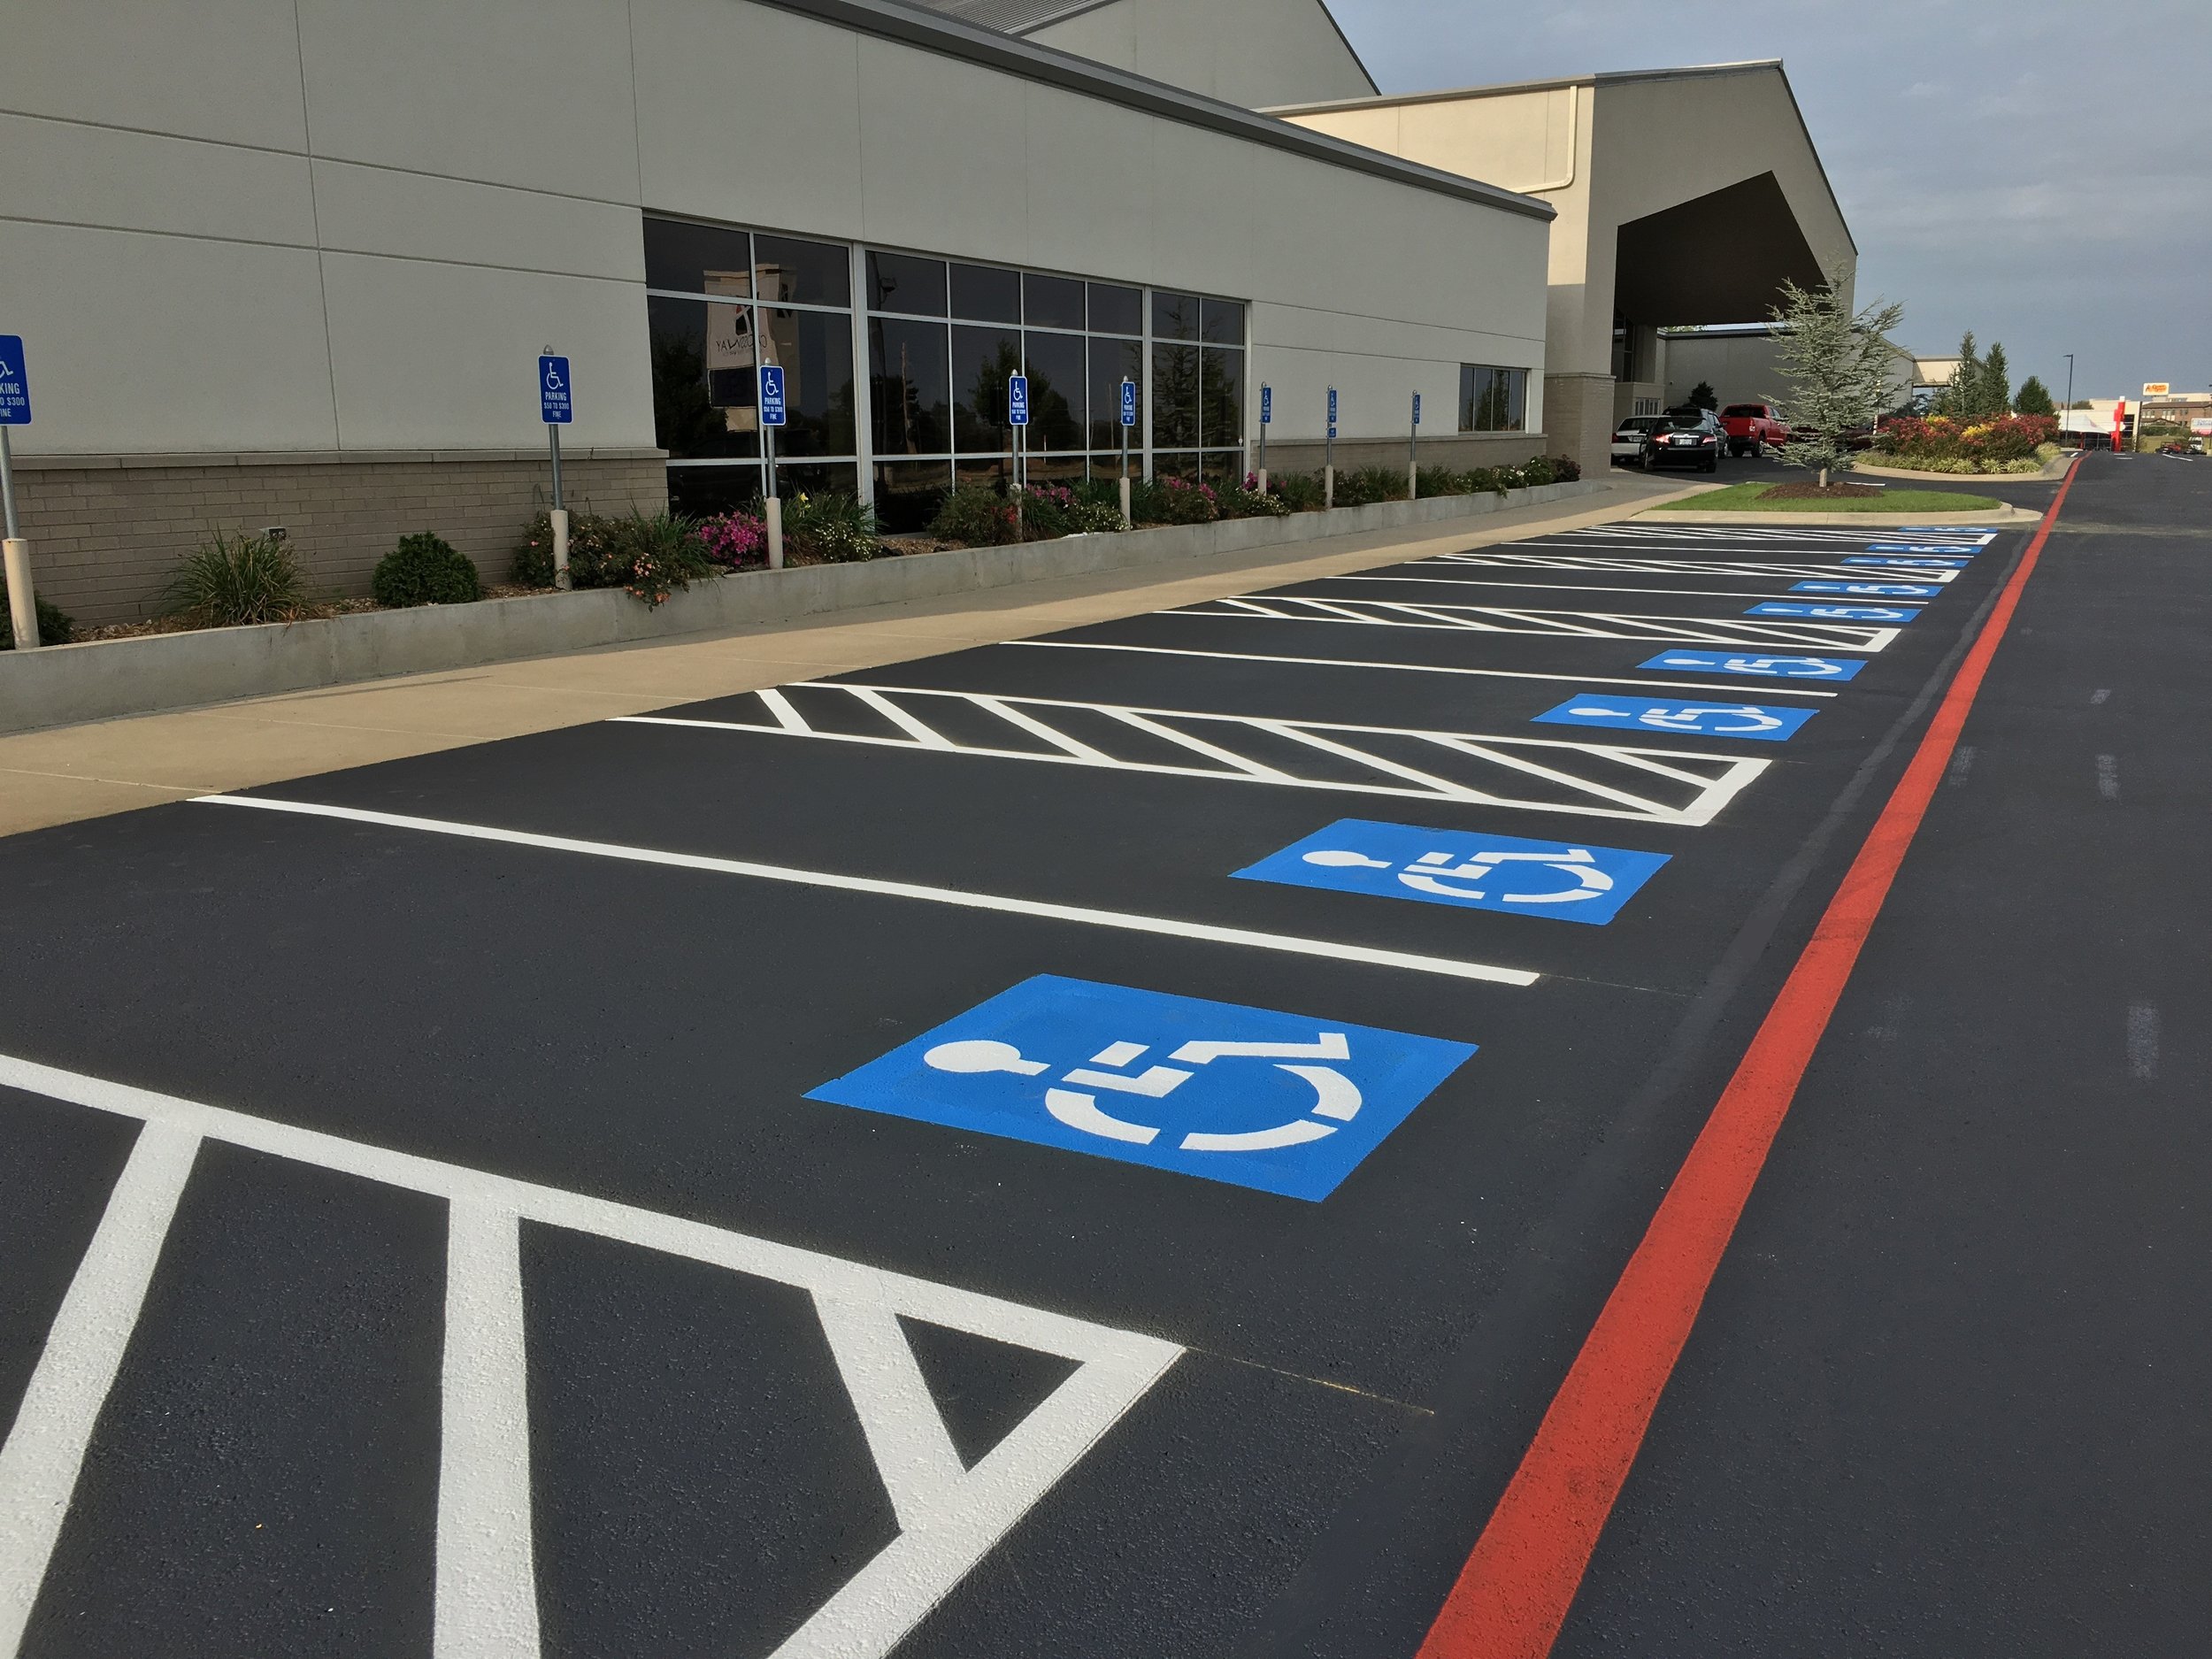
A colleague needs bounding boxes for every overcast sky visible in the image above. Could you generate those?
[1330,1,2212,402]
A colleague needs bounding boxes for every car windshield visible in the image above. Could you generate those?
[1663,414,1709,430]
[1721,404,1764,418]
[1618,418,1663,432]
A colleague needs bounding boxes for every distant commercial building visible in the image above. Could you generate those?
[1657,324,1916,414]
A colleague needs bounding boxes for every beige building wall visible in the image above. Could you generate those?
[1,0,1547,625]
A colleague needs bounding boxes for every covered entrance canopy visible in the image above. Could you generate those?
[1273,61,1856,471]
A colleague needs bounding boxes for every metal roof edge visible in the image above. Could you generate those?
[754,0,1554,219]
[1002,0,1123,37]
[1314,0,1381,97]
[1263,59,1782,118]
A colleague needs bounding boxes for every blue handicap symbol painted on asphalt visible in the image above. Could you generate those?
[1747,602,1919,622]
[1844,556,1970,569]
[1895,526,2001,535]
[1865,541,1979,554]
[806,975,1475,1201]
[1532,694,1816,741]
[1790,580,1944,597]
[1640,649,1867,681]
[1235,819,1668,926]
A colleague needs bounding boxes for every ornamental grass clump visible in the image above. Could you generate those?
[784,493,879,564]
[370,532,480,608]
[1,595,74,649]
[163,529,307,626]
[611,508,710,605]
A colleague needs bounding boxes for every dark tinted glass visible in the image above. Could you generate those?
[1151,450,1201,480]
[1201,298,1245,345]
[775,461,858,500]
[644,217,750,296]
[869,318,951,456]
[1200,347,1243,449]
[1722,404,1763,418]
[874,460,952,533]
[1087,282,1141,334]
[953,325,1022,450]
[1023,273,1085,330]
[1153,291,1200,342]
[950,264,1020,323]
[1151,342,1200,448]
[666,464,763,516]
[758,308,856,456]
[649,296,759,458]
[1087,336,1142,449]
[867,250,946,316]
[1023,330,1086,449]
[1200,449,1242,485]
[754,235,850,307]
[1460,364,1524,432]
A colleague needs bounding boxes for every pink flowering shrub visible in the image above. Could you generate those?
[697,511,768,572]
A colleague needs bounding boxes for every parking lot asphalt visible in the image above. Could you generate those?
[4,456,2197,1657]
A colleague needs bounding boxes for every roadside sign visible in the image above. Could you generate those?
[0,337,27,425]
[1327,387,1338,440]
[1789,580,1944,597]
[807,974,1476,1201]
[1260,384,1271,426]
[1412,392,1422,426]
[1640,649,1867,681]
[2143,382,2170,396]
[537,354,572,425]
[1747,602,1920,622]
[1532,694,1817,742]
[1237,819,1668,926]
[759,363,787,426]
[1009,373,1030,426]
[1119,378,1137,427]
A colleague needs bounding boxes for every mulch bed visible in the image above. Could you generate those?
[1761,481,1888,501]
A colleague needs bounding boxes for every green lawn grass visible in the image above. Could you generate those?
[1650,482,2008,513]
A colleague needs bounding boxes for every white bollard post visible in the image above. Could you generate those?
[1324,465,1335,511]
[1409,462,1418,501]
[1256,468,1268,495]
[549,508,571,591]
[4,538,36,649]
[765,496,785,570]
[1118,473,1132,529]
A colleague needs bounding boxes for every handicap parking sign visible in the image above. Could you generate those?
[1640,649,1866,681]
[1844,556,1969,570]
[1747,602,1920,622]
[1789,580,1943,597]
[807,975,1475,1201]
[1236,818,1668,926]
[1532,693,1816,741]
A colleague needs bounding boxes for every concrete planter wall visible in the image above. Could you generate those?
[0,480,1590,735]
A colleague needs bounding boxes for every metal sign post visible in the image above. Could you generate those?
[538,352,573,589]
[760,364,787,567]
[1325,387,1338,511]
[1009,372,1030,538]
[0,336,37,648]
[1257,383,1271,495]
[1409,390,1421,500]
[1118,377,1137,527]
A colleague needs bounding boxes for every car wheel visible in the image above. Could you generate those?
[1746,439,1762,459]
[1704,458,1718,473]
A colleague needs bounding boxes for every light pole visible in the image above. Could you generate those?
[2062,353,2075,445]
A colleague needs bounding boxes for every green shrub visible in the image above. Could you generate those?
[511,511,629,588]
[1135,477,1218,524]
[785,492,879,564]
[371,532,480,608]
[1069,498,1127,533]
[1012,485,1076,541]
[0,595,75,649]
[1272,472,1326,511]
[931,482,1018,546]
[1415,465,1470,497]
[1214,483,1287,518]
[1463,466,1515,496]
[609,508,709,605]
[163,529,306,626]
[1518,455,1558,488]
[1335,467,1406,507]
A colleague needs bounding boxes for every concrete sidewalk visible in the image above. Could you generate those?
[0,472,1691,838]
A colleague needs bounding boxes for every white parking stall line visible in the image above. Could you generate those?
[1417,551,1961,582]
[194,795,1547,984]
[1548,524,1996,546]
[1322,574,1886,602]
[1168,594,1902,652]
[614,684,1774,826]
[0,1119,200,1658]
[1000,640,1839,699]
[0,1050,1187,1659]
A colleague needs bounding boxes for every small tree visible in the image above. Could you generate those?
[1766,280,1907,488]
[1686,380,1718,411]
[1980,342,2012,418]
[1935,331,1978,419]
[2015,375,2056,417]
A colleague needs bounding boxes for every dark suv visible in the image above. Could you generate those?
[1645,410,1724,472]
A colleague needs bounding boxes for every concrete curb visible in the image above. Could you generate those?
[0,480,1591,734]
[1855,456,2072,482]
[1633,503,2042,527]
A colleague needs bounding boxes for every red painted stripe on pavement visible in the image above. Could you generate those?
[1417,471,2081,1659]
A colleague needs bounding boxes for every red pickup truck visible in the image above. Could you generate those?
[1717,403,1789,457]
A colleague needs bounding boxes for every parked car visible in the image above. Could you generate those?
[2156,441,2194,457]
[1717,402,1790,457]
[1609,415,1667,465]
[1645,410,1724,472]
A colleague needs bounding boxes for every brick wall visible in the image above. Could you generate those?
[11,449,668,627]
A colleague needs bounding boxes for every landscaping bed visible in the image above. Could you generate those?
[1651,481,2008,514]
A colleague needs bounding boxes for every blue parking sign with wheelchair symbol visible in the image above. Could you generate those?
[1236,818,1669,926]
[806,975,1476,1200]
